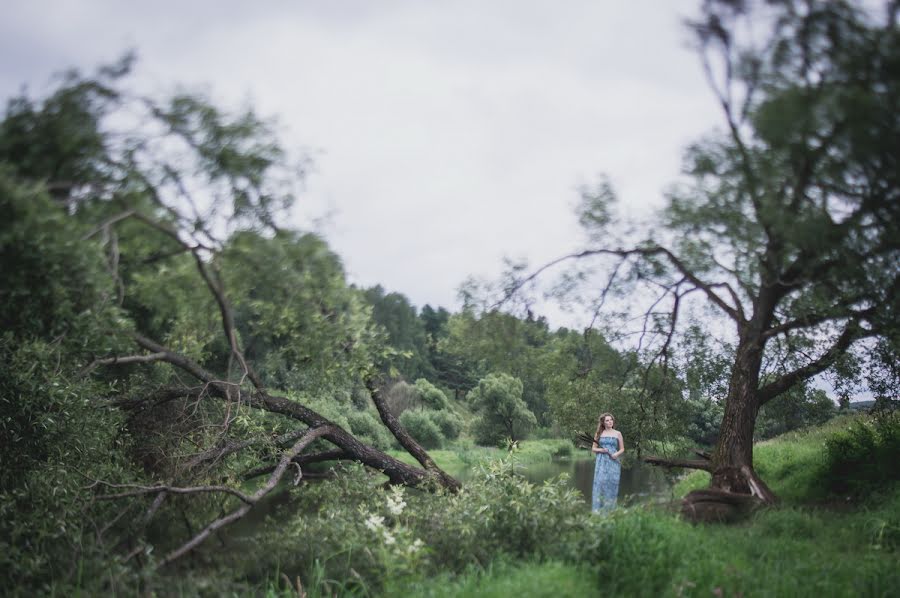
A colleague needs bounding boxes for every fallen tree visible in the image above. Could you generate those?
[0,56,459,566]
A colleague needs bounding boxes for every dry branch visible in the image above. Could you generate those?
[160,424,338,565]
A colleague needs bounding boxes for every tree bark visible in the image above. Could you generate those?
[690,324,778,514]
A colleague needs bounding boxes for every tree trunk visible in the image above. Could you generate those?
[683,332,777,521]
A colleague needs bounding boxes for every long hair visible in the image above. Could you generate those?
[594,412,615,441]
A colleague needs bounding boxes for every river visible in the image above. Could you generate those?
[457,454,679,507]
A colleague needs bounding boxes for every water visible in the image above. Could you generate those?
[458,454,678,507]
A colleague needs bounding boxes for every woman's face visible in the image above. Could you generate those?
[603,416,614,429]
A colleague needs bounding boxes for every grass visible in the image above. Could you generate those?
[388,438,578,477]
[388,560,599,598]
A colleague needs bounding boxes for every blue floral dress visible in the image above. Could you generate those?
[591,436,621,513]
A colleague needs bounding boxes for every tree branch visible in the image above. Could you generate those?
[160,424,337,566]
[642,456,712,472]
[365,374,461,491]
[757,320,870,405]
[500,246,744,323]
[94,483,253,504]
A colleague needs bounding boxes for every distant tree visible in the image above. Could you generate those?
[441,310,553,422]
[420,304,451,343]
[469,373,537,444]
[414,378,449,409]
[364,285,432,380]
[756,386,836,439]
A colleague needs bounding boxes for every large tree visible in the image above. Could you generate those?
[510,0,899,514]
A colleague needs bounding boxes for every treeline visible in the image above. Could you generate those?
[360,285,839,451]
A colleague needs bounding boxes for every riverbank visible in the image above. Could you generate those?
[386,413,900,597]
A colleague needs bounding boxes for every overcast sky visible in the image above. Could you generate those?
[2,0,722,321]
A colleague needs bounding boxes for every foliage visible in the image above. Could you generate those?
[221,231,384,392]
[428,409,463,441]
[441,310,553,421]
[364,286,432,380]
[756,385,836,440]
[414,378,449,410]
[821,412,900,498]
[0,173,142,592]
[346,410,394,451]
[468,374,537,444]
[399,410,445,449]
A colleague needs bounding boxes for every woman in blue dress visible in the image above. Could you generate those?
[591,412,624,513]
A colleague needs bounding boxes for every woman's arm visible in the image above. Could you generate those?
[611,433,625,459]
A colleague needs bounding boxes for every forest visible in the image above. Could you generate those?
[1,1,898,596]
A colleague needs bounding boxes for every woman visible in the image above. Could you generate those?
[591,412,624,513]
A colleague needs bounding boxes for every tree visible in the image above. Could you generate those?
[0,58,458,573]
[469,373,537,444]
[363,285,432,380]
[441,309,553,422]
[507,0,899,514]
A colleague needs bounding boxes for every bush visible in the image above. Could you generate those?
[821,413,900,497]
[414,378,448,410]
[428,409,463,441]
[399,409,444,449]
[386,380,420,416]
[347,410,393,450]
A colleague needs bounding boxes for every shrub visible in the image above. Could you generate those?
[399,409,444,449]
[428,409,463,441]
[386,380,420,416]
[820,413,900,497]
[414,378,448,410]
[347,410,393,450]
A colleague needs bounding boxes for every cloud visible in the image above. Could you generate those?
[1,0,720,320]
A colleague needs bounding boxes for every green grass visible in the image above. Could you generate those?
[389,560,599,597]
[388,438,577,477]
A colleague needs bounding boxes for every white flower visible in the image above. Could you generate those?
[364,514,385,532]
[383,531,396,545]
[408,538,424,554]
[386,487,407,515]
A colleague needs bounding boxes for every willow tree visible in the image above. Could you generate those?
[513,0,899,515]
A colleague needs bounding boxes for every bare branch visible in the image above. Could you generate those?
[94,483,253,504]
[183,427,312,470]
[80,352,168,377]
[81,210,136,240]
[242,449,349,481]
[160,424,337,565]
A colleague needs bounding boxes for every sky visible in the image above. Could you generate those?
[2,0,722,322]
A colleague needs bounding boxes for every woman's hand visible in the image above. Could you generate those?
[609,453,618,460]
